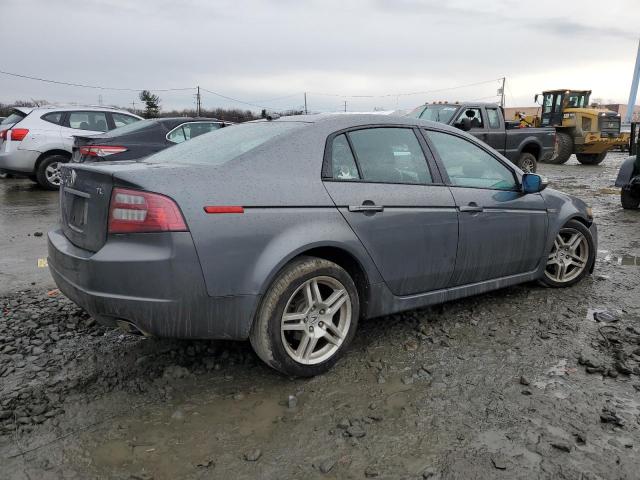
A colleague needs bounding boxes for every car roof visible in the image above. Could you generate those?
[265,113,463,133]
[26,105,142,116]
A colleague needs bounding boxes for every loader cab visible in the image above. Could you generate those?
[536,90,591,127]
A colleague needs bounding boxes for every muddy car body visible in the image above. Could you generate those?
[48,114,597,376]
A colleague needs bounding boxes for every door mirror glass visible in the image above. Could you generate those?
[522,173,547,193]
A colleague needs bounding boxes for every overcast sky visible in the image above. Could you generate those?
[1,0,638,112]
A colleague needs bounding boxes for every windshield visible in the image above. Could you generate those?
[566,92,588,108]
[101,118,157,137]
[1,110,27,126]
[147,121,307,166]
[413,105,459,123]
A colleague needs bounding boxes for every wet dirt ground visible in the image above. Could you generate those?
[1,153,639,479]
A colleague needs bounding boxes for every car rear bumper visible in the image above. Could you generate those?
[0,149,39,174]
[47,228,259,340]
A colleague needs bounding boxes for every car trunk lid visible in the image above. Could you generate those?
[59,164,115,252]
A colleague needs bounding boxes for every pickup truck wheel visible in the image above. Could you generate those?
[547,131,573,164]
[621,188,640,209]
[250,256,359,377]
[516,153,537,173]
[36,154,68,190]
[576,152,607,165]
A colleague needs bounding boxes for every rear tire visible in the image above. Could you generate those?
[250,256,359,377]
[547,131,573,164]
[36,154,68,190]
[621,188,640,209]
[516,152,537,173]
[576,152,607,165]
[541,219,595,288]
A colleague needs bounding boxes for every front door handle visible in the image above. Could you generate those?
[459,203,483,213]
[349,204,384,213]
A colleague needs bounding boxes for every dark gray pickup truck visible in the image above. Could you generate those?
[408,102,555,172]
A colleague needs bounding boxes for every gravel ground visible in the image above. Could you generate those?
[0,152,639,479]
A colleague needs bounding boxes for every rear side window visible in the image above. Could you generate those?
[1,110,27,126]
[41,112,64,125]
[167,122,222,144]
[486,108,500,129]
[148,121,305,166]
[331,134,359,180]
[112,113,139,128]
[68,111,108,132]
[345,127,431,184]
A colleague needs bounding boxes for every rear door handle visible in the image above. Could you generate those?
[459,203,483,213]
[348,204,384,213]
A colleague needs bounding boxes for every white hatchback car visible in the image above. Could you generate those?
[0,106,142,189]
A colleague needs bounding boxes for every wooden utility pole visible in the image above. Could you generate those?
[499,77,506,108]
[304,92,308,114]
[344,100,347,112]
[196,86,202,117]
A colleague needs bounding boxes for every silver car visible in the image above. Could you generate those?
[48,114,597,377]
[0,106,141,189]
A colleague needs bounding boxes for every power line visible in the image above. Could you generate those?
[0,69,194,92]
[308,78,502,98]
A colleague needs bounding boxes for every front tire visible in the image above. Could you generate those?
[576,152,607,165]
[541,219,595,288]
[36,154,68,190]
[250,256,359,377]
[621,188,640,209]
[516,152,537,173]
[547,131,573,164]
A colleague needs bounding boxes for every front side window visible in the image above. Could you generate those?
[346,127,431,184]
[112,113,139,128]
[454,108,484,129]
[486,108,500,129]
[167,122,222,144]
[68,111,108,132]
[427,131,517,190]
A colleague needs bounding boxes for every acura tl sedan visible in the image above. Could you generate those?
[48,114,597,377]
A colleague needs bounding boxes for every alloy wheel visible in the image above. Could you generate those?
[281,276,351,365]
[521,157,536,173]
[544,228,589,283]
[45,162,62,186]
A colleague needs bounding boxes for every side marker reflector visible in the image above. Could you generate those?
[203,206,244,214]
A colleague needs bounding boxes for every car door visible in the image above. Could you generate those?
[424,129,548,286]
[322,126,459,296]
[62,111,110,150]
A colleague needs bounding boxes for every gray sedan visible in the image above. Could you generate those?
[48,114,597,377]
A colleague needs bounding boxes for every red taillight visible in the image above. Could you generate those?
[9,128,29,141]
[79,145,128,157]
[108,188,188,233]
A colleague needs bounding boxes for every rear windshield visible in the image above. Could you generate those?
[147,121,306,166]
[101,118,157,137]
[1,110,27,126]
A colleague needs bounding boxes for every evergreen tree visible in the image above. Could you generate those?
[139,90,160,118]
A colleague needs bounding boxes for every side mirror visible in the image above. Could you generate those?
[458,117,472,131]
[522,173,548,193]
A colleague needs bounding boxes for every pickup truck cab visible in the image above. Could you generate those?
[408,103,555,173]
